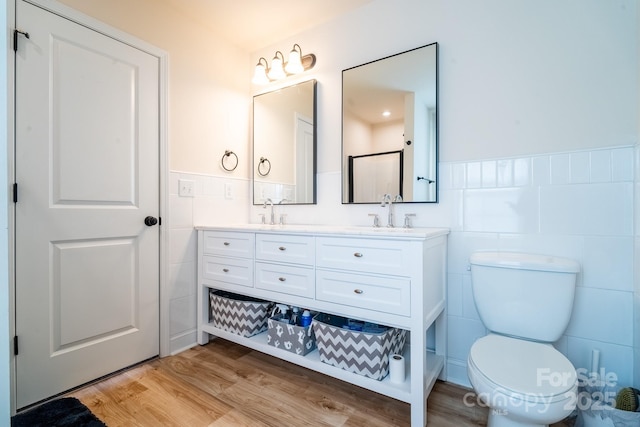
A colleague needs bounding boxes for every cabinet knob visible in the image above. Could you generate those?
[222,268,229,273]
[353,252,363,258]
[353,289,364,294]
[223,242,230,246]
[278,277,286,282]
[278,246,286,251]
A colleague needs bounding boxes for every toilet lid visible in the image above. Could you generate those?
[469,334,576,397]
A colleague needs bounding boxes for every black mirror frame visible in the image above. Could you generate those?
[341,42,439,204]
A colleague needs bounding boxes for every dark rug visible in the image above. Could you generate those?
[11,397,107,427]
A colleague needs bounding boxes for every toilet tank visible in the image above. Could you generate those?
[469,252,580,343]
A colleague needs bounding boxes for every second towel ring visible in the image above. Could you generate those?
[221,150,238,172]
[257,157,271,176]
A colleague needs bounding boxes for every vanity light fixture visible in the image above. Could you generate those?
[252,44,316,85]
[382,110,391,117]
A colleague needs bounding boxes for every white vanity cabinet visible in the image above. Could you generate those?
[196,225,448,427]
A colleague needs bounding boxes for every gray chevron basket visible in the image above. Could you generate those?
[209,290,273,337]
[312,313,407,380]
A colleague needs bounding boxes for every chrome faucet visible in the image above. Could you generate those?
[381,193,394,227]
[263,198,275,225]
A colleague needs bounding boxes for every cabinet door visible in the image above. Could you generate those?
[316,270,411,316]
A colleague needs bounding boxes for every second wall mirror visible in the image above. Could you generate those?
[342,43,438,204]
[253,79,317,205]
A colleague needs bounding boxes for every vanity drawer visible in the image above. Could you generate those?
[202,255,253,288]
[255,234,314,266]
[203,231,254,258]
[255,261,314,298]
[316,270,410,316]
[315,237,411,276]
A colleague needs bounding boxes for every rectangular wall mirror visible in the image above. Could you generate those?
[253,79,317,205]
[342,43,438,204]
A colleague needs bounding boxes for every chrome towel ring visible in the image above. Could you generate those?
[257,157,271,176]
[221,150,238,171]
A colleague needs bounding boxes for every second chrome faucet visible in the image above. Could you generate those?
[380,193,403,227]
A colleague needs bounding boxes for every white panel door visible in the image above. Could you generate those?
[15,0,160,408]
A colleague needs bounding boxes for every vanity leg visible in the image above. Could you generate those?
[196,283,209,345]
[196,232,210,346]
[410,328,427,427]
[436,309,447,380]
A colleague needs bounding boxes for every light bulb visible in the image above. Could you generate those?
[268,52,286,80]
[285,47,304,74]
[252,62,269,85]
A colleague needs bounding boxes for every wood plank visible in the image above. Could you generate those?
[67,339,576,427]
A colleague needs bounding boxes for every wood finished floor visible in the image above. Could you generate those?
[68,339,576,426]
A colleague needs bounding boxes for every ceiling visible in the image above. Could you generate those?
[161,0,373,52]
[344,45,437,125]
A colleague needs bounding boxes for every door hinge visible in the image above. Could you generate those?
[13,183,18,203]
[13,29,29,52]
[14,336,18,356]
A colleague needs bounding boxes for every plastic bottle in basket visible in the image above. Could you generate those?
[301,310,312,327]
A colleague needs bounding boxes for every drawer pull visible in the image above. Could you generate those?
[278,277,286,282]
[354,289,364,294]
[222,268,229,273]
[354,252,363,258]
[223,242,230,246]
[278,246,287,251]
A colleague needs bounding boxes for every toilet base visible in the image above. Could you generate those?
[488,410,546,427]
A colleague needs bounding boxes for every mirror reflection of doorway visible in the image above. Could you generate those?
[294,113,314,204]
[348,150,403,203]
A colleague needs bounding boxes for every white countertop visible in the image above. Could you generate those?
[195,223,449,239]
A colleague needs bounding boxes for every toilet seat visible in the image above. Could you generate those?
[469,334,576,402]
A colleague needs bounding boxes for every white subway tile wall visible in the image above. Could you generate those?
[167,145,636,388]
[167,172,250,354]
[443,145,635,387]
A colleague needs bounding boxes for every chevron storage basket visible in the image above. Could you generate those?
[312,313,407,380]
[209,290,273,337]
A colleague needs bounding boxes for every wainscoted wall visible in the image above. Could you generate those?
[245,0,638,388]
[168,172,250,354]
[168,144,635,387]
[440,145,635,387]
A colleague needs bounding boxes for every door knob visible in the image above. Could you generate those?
[144,216,158,226]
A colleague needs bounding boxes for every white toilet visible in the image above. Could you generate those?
[467,251,581,427]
